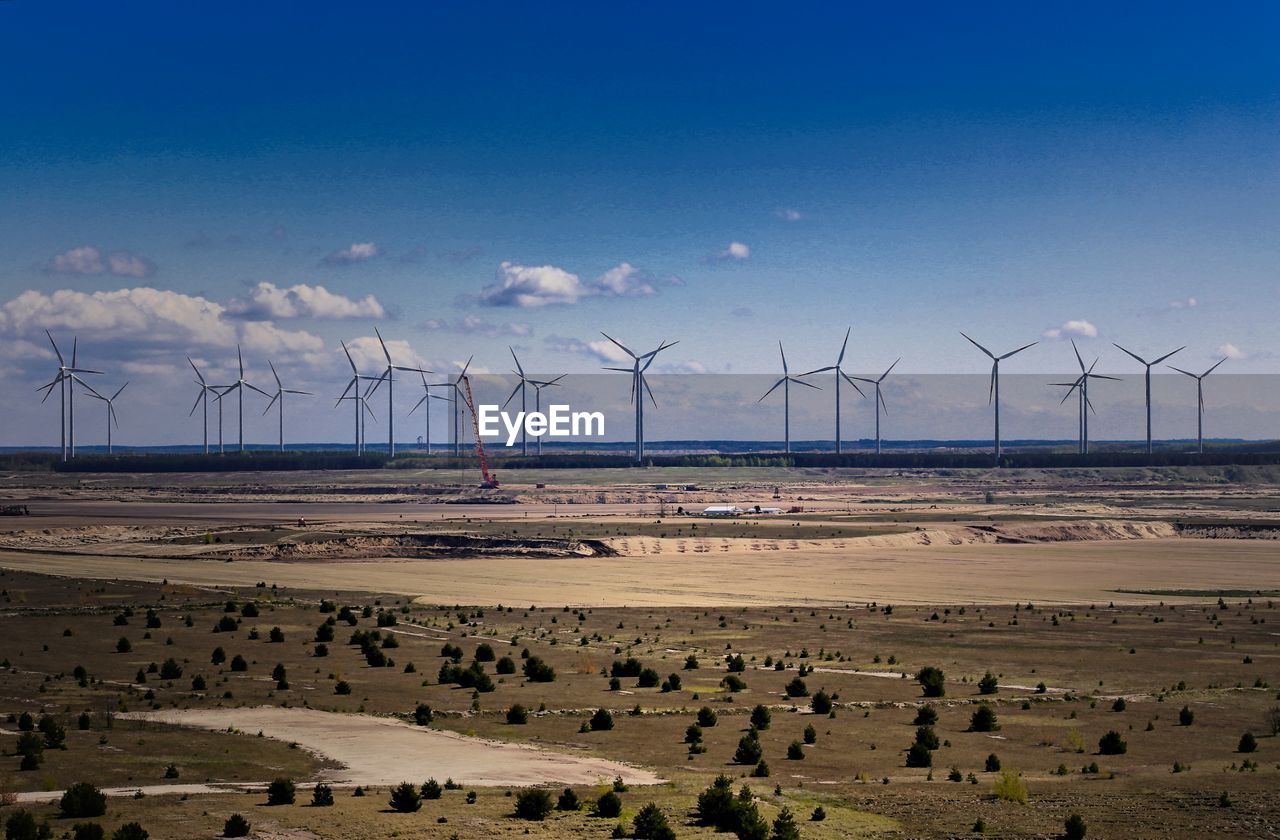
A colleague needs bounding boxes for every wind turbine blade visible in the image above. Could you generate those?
[509,346,523,377]
[642,374,657,407]
[1091,374,1122,381]
[758,378,786,402]
[837,326,850,365]
[458,355,472,379]
[67,368,104,375]
[112,382,128,400]
[374,326,392,364]
[545,374,566,386]
[245,382,272,398]
[779,341,788,374]
[1112,343,1148,366]
[501,382,523,410]
[960,332,994,359]
[408,394,429,414]
[839,371,867,397]
[110,405,119,429]
[337,377,356,402]
[602,367,633,372]
[362,401,377,422]
[988,362,996,404]
[600,332,637,359]
[72,376,106,400]
[269,360,281,390]
[1071,339,1085,372]
[800,366,836,376]
[237,345,244,378]
[71,336,77,368]
[46,330,64,366]
[791,377,821,390]
[188,356,205,384]
[878,388,888,414]
[341,340,357,373]
[999,341,1037,360]
[1086,358,1098,374]
[284,389,310,395]
[1151,346,1186,366]
[1085,392,1097,415]
[262,393,278,415]
[189,390,205,416]
[1203,357,1227,376]
[879,358,900,382]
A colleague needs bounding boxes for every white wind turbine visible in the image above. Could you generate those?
[960,333,1037,463]
[37,331,103,461]
[187,357,227,455]
[525,374,564,456]
[848,359,899,455]
[801,327,866,454]
[363,327,430,457]
[337,340,380,455]
[83,382,128,455]
[760,341,820,454]
[1050,340,1120,454]
[601,334,677,462]
[221,345,270,452]
[1113,343,1184,455]
[1168,357,1226,454]
[502,347,537,455]
[262,361,312,452]
[409,370,452,455]
[430,357,473,457]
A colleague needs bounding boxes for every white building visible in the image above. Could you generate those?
[702,505,744,517]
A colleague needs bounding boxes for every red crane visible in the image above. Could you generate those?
[460,373,500,489]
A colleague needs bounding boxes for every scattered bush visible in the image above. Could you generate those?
[60,782,107,818]
[751,704,772,730]
[978,671,998,695]
[1179,705,1195,726]
[311,784,334,806]
[985,753,1001,772]
[222,814,250,838]
[697,706,718,727]
[1064,813,1087,840]
[913,705,938,726]
[556,787,580,811]
[266,778,296,806]
[916,666,946,698]
[523,656,556,682]
[969,705,1000,732]
[590,708,615,731]
[111,824,148,840]
[992,769,1027,804]
[905,742,932,768]
[506,704,529,725]
[388,782,422,812]
[811,690,832,714]
[633,802,675,840]
[596,790,623,818]
[734,735,763,765]
[1238,732,1257,754]
[1098,731,1127,755]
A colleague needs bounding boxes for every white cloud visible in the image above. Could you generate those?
[593,262,656,298]
[228,282,386,320]
[1168,297,1198,310]
[1042,319,1098,340]
[657,360,707,374]
[1218,342,1247,360]
[717,241,751,261]
[47,246,156,278]
[421,315,532,337]
[0,287,325,373]
[544,335,631,365]
[322,242,380,265]
[342,335,430,372]
[774,208,803,221]
[480,262,587,308]
[480,261,661,308]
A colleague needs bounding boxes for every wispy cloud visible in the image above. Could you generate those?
[321,242,380,265]
[1218,342,1247,360]
[227,282,386,320]
[544,335,631,365]
[480,261,662,308]
[773,208,803,221]
[421,315,532,338]
[707,241,750,263]
[1042,319,1098,340]
[46,246,156,278]
[1168,296,1198,310]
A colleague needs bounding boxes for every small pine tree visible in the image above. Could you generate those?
[266,778,296,806]
[222,814,251,837]
[1064,813,1087,840]
[311,784,334,806]
[771,806,802,840]
[388,781,422,812]
[556,787,580,811]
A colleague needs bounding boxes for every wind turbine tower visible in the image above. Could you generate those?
[1113,343,1184,455]
[800,328,865,454]
[262,361,312,452]
[1168,357,1226,454]
[760,341,820,454]
[960,333,1037,464]
[849,359,899,455]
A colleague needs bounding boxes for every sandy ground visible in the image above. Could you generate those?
[2,535,1275,605]
[108,707,663,787]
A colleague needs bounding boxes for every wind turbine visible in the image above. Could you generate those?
[1113,343,1184,455]
[848,359,899,455]
[210,385,231,454]
[37,331,103,462]
[759,341,820,454]
[432,357,473,457]
[960,333,1037,464]
[526,375,565,456]
[601,334,677,462]
[83,382,128,455]
[409,370,452,455]
[363,328,430,457]
[502,347,536,455]
[1168,358,1226,454]
[262,361,311,452]
[337,340,380,455]
[1050,341,1120,454]
[220,345,270,452]
[800,328,866,454]
[187,358,227,455]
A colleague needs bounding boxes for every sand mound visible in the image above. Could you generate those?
[119,706,662,787]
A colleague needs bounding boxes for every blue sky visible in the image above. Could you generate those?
[1,1,1277,445]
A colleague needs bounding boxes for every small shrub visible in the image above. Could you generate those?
[60,782,107,818]
[978,672,998,695]
[734,735,763,764]
[905,742,932,768]
[1064,813,1087,840]
[222,814,251,837]
[266,778,296,806]
[590,708,615,731]
[596,790,623,818]
[311,784,334,806]
[992,769,1027,804]
[388,781,422,812]
[506,704,529,725]
[1098,731,1127,755]
[1179,705,1195,726]
[969,705,999,732]
[1238,732,1257,753]
[750,704,772,730]
[985,753,1001,772]
[916,666,946,698]
[786,740,805,760]
[913,705,938,726]
[556,787,580,811]
[632,802,675,840]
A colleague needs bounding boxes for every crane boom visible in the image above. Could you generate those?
[460,374,499,488]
